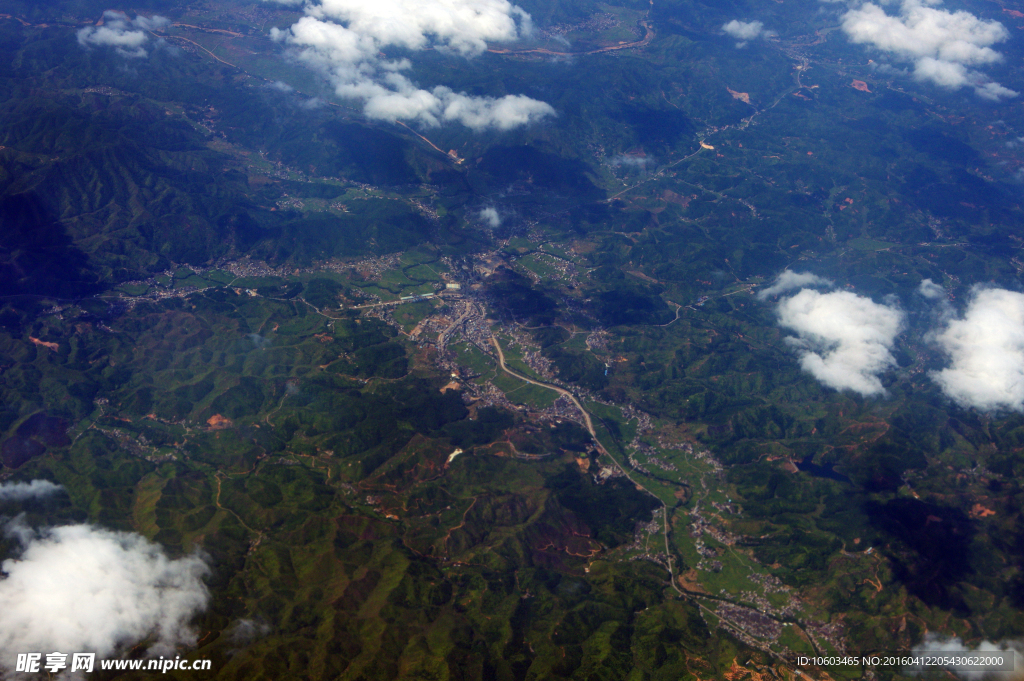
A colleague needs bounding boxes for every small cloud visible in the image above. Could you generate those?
[0,479,63,502]
[722,19,767,41]
[0,522,209,666]
[249,333,271,349]
[77,11,170,58]
[268,80,295,92]
[975,81,1019,102]
[609,154,653,169]
[479,207,501,228]
[131,15,172,32]
[756,270,833,300]
[930,287,1024,411]
[775,289,904,396]
[918,278,946,299]
[227,619,272,646]
[912,634,1024,680]
[870,61,910,77]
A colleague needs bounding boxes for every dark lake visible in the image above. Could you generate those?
[796,455,851,483]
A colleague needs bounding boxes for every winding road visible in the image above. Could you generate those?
[488,336,682,595]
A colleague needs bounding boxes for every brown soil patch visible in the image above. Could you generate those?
[970,503,996,518]
[570,240,596,254]
[678,569,709,594]
[626,269,660,284]
[851,80,871,92]
[440,381,461,393]
[725,659,764,681]
[727,87,750,104]
[29,336,58,351]
[662,189,694,207]
[206,414,233,429]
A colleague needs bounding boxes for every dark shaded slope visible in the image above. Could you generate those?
[0,192,99,298]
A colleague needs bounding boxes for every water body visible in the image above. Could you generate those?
[796,455,851,483]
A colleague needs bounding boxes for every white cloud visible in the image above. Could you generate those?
[77,11,170,58]
[918,278,946,299]
[722,19,767,41]
[227,619,272,646]
[306,0,533,55]
[609,154,653,169]
[300,96,327,109]
[930,287,1024,411]
[271,0,555,129]
[776,289,904,396]
[131,15,172,32]
[0,480,63,502]
[479,206,501,228]
[975,81,1019,102]
[0,522,209,666]
[912,634,1023,680]
[839,0,1017,100]
[756,270,833,300]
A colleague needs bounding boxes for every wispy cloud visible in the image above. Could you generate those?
[775,289,904,396]
[608,154,653,169]
[268,0,555,130]
[77,11,170,58]
[0,479,63,502]
[0,521,209,666]
[756,270,833,300]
